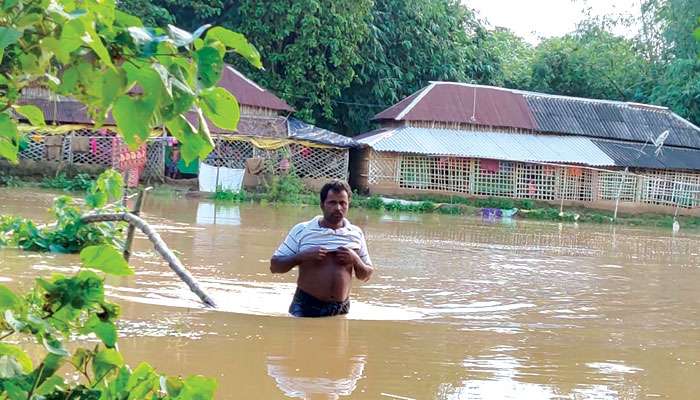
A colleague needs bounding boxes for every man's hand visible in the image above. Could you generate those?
[297,247,329,263]
[334,246,361,266]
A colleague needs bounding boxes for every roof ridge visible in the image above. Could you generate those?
[395,83,437,120]
[427,81,675,111]
[226,65,265,92]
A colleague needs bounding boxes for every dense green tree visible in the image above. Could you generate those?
[485,27,534,89]
[528,27,652,102]
[118,0,374,127]
[335,0,500,134]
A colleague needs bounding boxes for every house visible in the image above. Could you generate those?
[13,65,357,189]
[353,82,700,215]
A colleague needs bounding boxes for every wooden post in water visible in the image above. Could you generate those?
[123,187,150,261]
[613,167,629,222]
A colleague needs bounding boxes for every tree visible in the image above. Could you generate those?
[485,27,534,89]
[528,27,652,102]
[335,0,501,134]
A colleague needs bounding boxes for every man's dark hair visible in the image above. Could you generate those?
[320,180,352,203]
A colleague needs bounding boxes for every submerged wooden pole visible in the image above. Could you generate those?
[122,187,150,262]
[82,212,217,308]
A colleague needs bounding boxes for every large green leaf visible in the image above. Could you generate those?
[0,344,32,373]
[0,27,21,51]
[205,27,262,69]
[115,9,142,27]
[195,46,223,88]
[0,286,20,310]
[0,113,19,163]
[164,115,210,165]
[80,245,134,276]
[87,0,115,27]
[113,95,154,148]
[35,376,66,396]
[82,315,117,347]
[180,375,217,400]
[92,349,124,380]
[13,105,45,126]
[200,87,239,131]
[83,23,113,68]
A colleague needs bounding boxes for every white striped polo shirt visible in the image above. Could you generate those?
[273,216,372,265]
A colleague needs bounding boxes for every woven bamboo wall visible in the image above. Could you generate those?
[366,151,700,209]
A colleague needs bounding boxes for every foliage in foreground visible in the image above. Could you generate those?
[0,170,218,399]
[0,244,216,399]
[0,170,125,253]
[0,0,260,166]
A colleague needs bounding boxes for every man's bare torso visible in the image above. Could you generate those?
[297,253,355,302]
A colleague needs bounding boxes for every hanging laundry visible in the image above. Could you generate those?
[568,166,583,177]
[480,159,500,173]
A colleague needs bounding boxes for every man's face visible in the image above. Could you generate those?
[321,189,350,225]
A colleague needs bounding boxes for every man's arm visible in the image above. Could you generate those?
[270,254,300,274]
[270,247,328,274]
[353,258,374,282]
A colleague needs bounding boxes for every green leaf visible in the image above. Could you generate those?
[0,285,20,310]
[0,113,19,162]
[3,0,19,11]
[195,46,223,88]
[181,375,217,400]
[200,87,240,131]
[87,0,115,27]
[165,115,204,165]
[0,344,33,372]
[113,95,155,148]
[205,27,262,69]
[35,376,65,396]
[694,27,700,42]
[83,316,117,347]
[115,9,143,27]
[92,348,124,380]
[58,19,85,59]
[96,169,124,200]
[12,105,45,126]
[0,27,21,51]
[42,337,70,357]
[99,67,126,108]
[83,23,113,68]
[80,245,134,276]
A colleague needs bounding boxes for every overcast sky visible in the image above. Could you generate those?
[464,0,641,44]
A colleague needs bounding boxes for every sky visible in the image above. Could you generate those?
[464,0,642,44]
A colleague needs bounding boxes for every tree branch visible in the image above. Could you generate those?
[81,213,217,308]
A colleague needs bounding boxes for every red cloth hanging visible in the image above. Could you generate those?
[480,159,500,173]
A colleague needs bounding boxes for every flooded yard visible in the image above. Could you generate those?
[1,187,700,399]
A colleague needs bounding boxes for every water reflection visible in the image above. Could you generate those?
[196,202,241,226]
[266,318,366,399]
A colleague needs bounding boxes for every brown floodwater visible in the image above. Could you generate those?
[1,187,700,399]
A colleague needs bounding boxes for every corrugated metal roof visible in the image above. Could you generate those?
[288,118,359,148]
[525,94,700,149]
[373,83,537,130]
[219,66,294,112]
[358,127,616,166]
[18,64,294,125]
[371,82,700,150]
[593,140,700,170]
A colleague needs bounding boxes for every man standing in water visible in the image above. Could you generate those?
[270,180,374,317]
